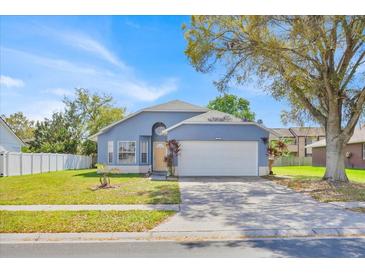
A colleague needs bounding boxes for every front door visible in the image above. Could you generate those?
[153,142,167,172]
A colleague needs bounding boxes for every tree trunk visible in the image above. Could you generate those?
[323,110,349,185]
[323,137,348,185]
[268,158,274,175]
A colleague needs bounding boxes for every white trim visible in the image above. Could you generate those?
[258,166,269,176]
[88,110,207,141]
[163,121,275,135]
[89,111,144,141]
[0,117,25,146]
[140,140,149,164]
[118,141,137,165]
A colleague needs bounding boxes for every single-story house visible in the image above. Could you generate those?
[306,127,365,169]
[0,116,25,152]
[89,100,272,176]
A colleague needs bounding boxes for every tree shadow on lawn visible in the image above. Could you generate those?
[136,184,181,204]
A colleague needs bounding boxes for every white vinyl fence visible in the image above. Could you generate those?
[0,152,92,176]
[273,156,312,166]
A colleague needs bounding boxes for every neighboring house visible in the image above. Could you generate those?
[0,116,25,152]
[90,100,272,176]
[270,127,325,157]
[306,126,365,169]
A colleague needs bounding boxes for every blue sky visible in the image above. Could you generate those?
[0,15,294,127]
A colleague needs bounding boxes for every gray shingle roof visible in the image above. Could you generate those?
[179,110,243,123]
[88,100,208,140]
[164,110,274,134]
[143,100,208,112]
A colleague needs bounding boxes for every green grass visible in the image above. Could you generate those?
[272,166,365,183]
[0,169,180,205]
[0,210,175,233]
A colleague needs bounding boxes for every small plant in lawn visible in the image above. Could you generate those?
[93,163,120,190]
[164,140,181,176]
[267,139,289,175]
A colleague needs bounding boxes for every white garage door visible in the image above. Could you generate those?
[178,141,258,176]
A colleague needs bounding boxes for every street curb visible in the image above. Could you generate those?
[2,227,365,243]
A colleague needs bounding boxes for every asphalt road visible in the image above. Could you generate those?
[1,237,365,258]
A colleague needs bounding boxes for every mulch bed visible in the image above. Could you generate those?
[264,175,365,202]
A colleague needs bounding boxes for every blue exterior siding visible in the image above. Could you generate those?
[167,124,269,167]
[97,111,205,165]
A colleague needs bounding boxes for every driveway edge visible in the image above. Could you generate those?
[2,228,365,243]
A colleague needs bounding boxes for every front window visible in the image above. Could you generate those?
[118,141,136,164]
[363,143,365,160]
[107,141,113,164]
[140,140,148,164]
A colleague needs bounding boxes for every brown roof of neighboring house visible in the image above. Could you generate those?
[270,128,294,138]
[289,127,325,137]
[306,127,365,148]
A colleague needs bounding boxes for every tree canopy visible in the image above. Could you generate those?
[2,112,35,140]
[207,93,255,121]
[30,112,79,153]
[184,16,365,183]
[17,88,125,155]
[63,88,125,155]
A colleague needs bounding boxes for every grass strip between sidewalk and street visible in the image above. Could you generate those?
[0,210,175,233]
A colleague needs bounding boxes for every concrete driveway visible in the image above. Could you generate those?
[154,177,365,233]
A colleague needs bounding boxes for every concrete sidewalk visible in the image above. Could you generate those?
[0,204,180,211]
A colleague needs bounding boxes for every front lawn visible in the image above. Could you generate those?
[0,210,175,233]
[0,169,180,205]
[272,166,365,183]
[268,166,365,202]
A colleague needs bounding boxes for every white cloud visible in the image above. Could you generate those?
[45,88,73,97]
[0,75,24,88]
[24,100,65,121]
[2,47,177,104]
[118,78,178,101]
[53,31,127,69]
[2,47,97,75]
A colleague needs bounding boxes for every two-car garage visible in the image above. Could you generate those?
[177,141,259,176]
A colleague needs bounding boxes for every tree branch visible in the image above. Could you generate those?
[342,87,365,137]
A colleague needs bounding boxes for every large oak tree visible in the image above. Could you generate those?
[184,16,365,183]
[207,93,256,121]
